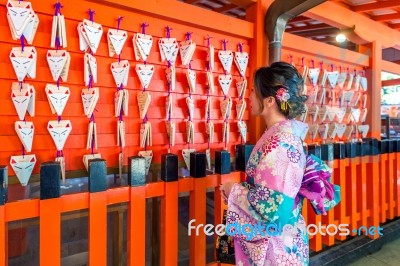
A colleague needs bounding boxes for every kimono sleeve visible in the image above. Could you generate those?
[228,132,305,227]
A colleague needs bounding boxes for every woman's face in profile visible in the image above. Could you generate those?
[250,89,262,116]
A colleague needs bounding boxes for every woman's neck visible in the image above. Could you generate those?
[263,113,287,130]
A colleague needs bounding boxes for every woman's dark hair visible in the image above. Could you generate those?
[253,61,307,119]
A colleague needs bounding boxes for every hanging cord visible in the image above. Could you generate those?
[206,35,213,48]
[88,9,95,22]
[165,26,172,39]
[207,87,211,149]
[20,35,25,52]
[166,60,172,152]
[54,2,63,16]
[117,16,124,62]
[116,16,124,151]
[222,39,228,83]
[185,32,193,41]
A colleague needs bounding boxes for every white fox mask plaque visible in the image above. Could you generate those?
[358,125,369,138]
[10,47,37,81]
[218,50,233,74]
[238,121,247,142]
[308,68,320,86]
[111,60,129,87]
[79,19,103,54]
[10,154,36,186]
[47,50,70,82]
[81,87,99,118]
[47,120,72,151]
[159,38,179,64]
[219,74,232,96]
[327,71,339,88]
[15,121,34,152]
[11,83,32,120]
[7,0,36,39]
[45,84,70,116]
[136,64,154,89]
[108,28,127,57]
[234,51,248,76]
[134,33,153,61]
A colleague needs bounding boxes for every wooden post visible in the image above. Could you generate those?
[88,159,108,266]
[127,157,146,266]
[39,162,61,266]
[359,41,382,139]
[246,0,273,143]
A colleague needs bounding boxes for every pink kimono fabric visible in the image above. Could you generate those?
[227,119,309,266]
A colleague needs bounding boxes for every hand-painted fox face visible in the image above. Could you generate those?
[219,75,232,95]
[81,89,95,113]
[46,85,70,116]
[137,37,152,55]
[48,123,70,142]
[47,52,66,70]
[11,56,32,72]
[235,54,248,75]
[15,121,34,152]
[10,154,36,186]
[109,33,126,45]
[81,87,98,117]
[10,48,35,81]
[11,87,31,120]
[47,51,67,79]
[162,43,177,56]
[48,91,69,110]
[111,60,129,87]
[47,120,72,151]
[83,21,102,47]
[7,1,33,32]
[136,65,154,88]
[218,51,233,72]
[108,29,127,55]
[11,157,35,174]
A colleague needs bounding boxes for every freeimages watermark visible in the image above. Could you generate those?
[188,219,383,241]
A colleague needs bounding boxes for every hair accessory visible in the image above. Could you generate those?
[276,87,290,111]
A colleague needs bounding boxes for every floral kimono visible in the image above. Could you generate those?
[227,119,340,266]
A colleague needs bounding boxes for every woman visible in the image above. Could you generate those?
[220,62,340,266]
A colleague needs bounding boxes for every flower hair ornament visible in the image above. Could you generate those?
[276,87,290,111]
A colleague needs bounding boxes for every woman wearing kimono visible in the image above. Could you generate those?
[220,62,340,266]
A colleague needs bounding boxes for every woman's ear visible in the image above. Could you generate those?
[263,96,276,108]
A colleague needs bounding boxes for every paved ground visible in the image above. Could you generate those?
[349,237,400,266]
